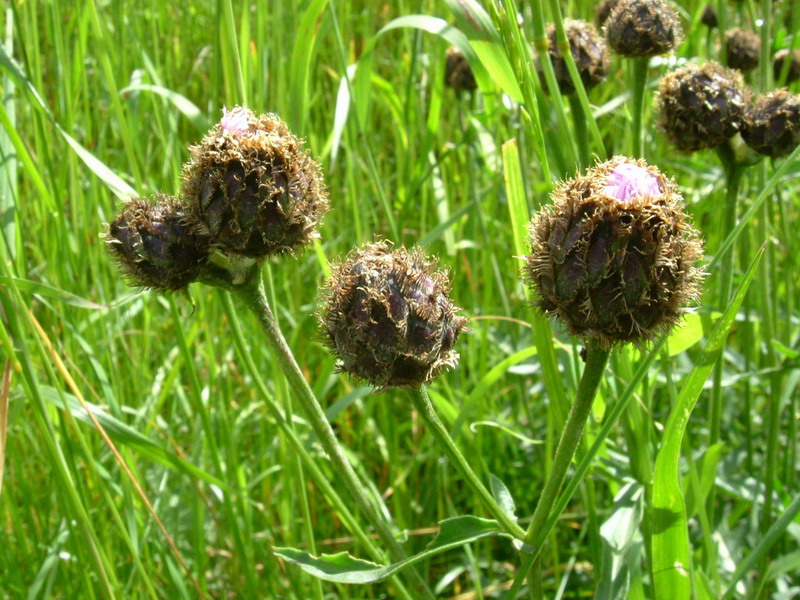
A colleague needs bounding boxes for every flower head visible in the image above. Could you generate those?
[181,107,329,259]
[320,241,467,388]
[742,90,800,158]
[542,19,610,94]
[106,195,210,291]
[604,0,682,58]
[524,157,703,348]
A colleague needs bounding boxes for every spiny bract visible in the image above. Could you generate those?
[524,157,703,349]
[320,241,467,388]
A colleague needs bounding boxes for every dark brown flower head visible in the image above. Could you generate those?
[655,61,749,152]
[741,89,800,157]
[701,3,718,28]
[596,0,622,26]
[774,49,800,84]
[320,241,467,388]
[524,157,703,349]
[725,28,760,72]
[106,195,210,291]
[445,46,477,92]
[605,0,683,58]
[542,19,610,94]
[181,106,329,259]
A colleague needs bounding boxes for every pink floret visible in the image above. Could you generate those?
[603,163,661,203]
[220,107,251,135]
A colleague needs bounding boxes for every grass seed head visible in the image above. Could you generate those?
[445,46,477,92]
[655,61,749,152]
[524,156,703,349]
[701,3,718,28]
[106,195,210,291]
[742,89,800,157]
[320,241,467,388]
[773,49,800,84]
[542,19,610,94]
[181,106,329,259]
[725,28,761,72]
[604,0,682,58]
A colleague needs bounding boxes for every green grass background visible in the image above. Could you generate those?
[1,0,799,598]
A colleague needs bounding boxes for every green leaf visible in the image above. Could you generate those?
[597,482,645,600]
[651,246,764,600]
[37,386,227,491]
[275,515,509,583]
[443,0,523,102]
[665,313,705,357]
[119,83,210,132]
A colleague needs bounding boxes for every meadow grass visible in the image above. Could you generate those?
[1,0,799,598]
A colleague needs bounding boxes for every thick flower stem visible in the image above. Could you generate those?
[505,340,611,600]
[409,387,528,540]
[631,57,650,158]
[232,274,436,600]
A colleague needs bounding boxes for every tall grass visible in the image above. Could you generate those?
[1,0,798,598]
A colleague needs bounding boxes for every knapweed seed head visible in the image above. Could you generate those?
[445,46,477,92]
[742,89,800,157]
[320,241,467,388]
[774,49,800,84]
[655,61,748,152]
[542,19,610,94]
[725,28,760,72]
[106,195,210,291]
[181,106,329,259]
[524,157,703,349]
[700,3,718,28]
[604,0,682,58]
[595,0,622,26]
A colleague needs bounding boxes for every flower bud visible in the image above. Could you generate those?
[524,157,703,348]
[106,195,210,291]
[700,3,717,28]
[181,107,329,259]
[445,46,477,92]
[542,19,610,94]
[773,49,800,84]
[605,0,682,58]
[320,241,467,388]
[725,28,760,72]
[741,90,800,157]
[595,0,622,27]
[655,61,749,152]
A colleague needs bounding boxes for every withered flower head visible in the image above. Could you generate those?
[542,19,610,94]
[605,0,683,58]
[725,28,761,72]
[524,157,703,348]
[700,3,718,28]
[741,89,800,157]
[181,106,329,259]
[655,61,749,152]
[445,46,477,92]
[320,241,467,388]
[106,195,210,291]
[773,49,800,84]
[596,0,622,26]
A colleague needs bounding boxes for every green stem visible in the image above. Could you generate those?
[219,293,417,600]
[568,95,590,168]
[231,275,435,600]
[708,148,743,448]
[505,340,611,599]
[409,387,527,540]
[630,57,649,158]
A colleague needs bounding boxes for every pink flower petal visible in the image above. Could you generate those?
[603,163,661,203]
[220,107,251,135]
